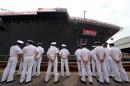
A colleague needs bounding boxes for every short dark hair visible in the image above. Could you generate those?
[103,44,107,47]
[109,43,114,46]
[27,40,34,44]
[37,43,42,46]
[81,44,86,47]
[17,42,22,45]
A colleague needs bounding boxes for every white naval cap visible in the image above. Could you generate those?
[92,46,96,48]
[61,44,66,47]
[17,40,24,44]
[37,42,42,46]
[27,40,34,44]
[51,42,56,45]
[81,43,86,46]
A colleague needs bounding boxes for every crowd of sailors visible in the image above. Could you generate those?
[0,40,129,84]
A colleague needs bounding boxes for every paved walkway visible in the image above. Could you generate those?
[0,71,130,86]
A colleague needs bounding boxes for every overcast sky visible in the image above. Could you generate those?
[0,0,130,43]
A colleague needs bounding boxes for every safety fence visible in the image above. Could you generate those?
[0,55,130,71]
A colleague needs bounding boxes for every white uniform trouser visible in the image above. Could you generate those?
[77,60,87,76]
[91,58,96,76]
[32,58,42,76]
[61,58,70,76]
[1,57,17,82]
[111,60,129,82]
[17,60,23,75]
[81,61,92,82]
[96,59,109,83]
[106,58,113,76]
[45,60,58,82]
[77,60,82,76]
[20,56,34,82]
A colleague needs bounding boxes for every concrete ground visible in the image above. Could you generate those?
[0,71,130,86]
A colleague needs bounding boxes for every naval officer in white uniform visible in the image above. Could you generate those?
[90,46,97,77]
[32,43,44,77]
[94,42,109,83]
[80,43,93,84]
[75,45,82,77]
[103,43,113,77]
[17,44,28,76]
[109,43,129,83]
[1,40,24,83]
[59,44,70,77]
[45,42,59,83]
[20,40,38,83]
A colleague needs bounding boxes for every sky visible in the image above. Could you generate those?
[0,0,130,43]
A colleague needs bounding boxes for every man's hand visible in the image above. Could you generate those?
[83,60,88,64]
[100,59,104,63]
[116,60,120,63]
[34,57,39,60]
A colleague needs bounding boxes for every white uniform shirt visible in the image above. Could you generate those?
[94,46,105,60]
[90,49,97,60]
[9,45,22,57]
[75,48,82,60]
[37,46,44,59]
[59,48,69,58]
[104,48,112,60]
[80,48,90,62]
[109,47,122,61]
[47,46,59,61]
[22,45,38,57]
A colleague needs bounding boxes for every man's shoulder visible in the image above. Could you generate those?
[64,48,69,51]
[82,48,90,51]
[77,49,81,51]
[11,45,17,48]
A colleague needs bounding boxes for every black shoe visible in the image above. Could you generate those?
[1,81,6,83]
[25,80,32,84]
[80,80,86,84]
[52,75,54,77]
[67,76,70,78]
[44,80,49,83]
[92,75,96,77]
[89,82,93,84]
[124,81,130,83]
[109,76,113,78]
[53,80,59,83]
[97,80,104,83]
[6,80,15,83]
[114,80,122,83]
[105,82,110,84]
